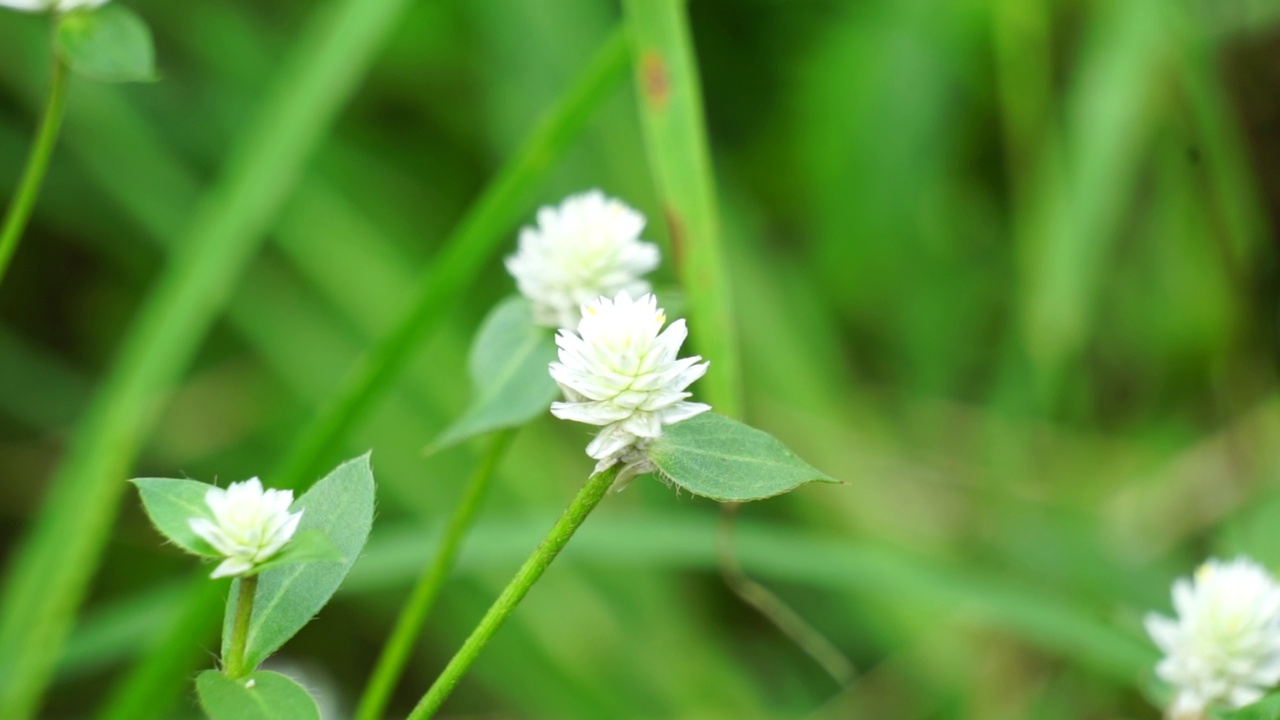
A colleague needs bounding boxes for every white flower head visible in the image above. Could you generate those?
[0,0,110,13]
[188,478,303,579]
[549,291,710,481]
[505,190,660,329]
[1146,557,1280,717]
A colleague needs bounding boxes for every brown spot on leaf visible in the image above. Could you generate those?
[640,50,670,111]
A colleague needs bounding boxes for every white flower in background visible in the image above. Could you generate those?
[506,190,660,329]
[1146,557,1280,717]
[0,0,110,13]
[189,478,303,579]
[549,291,709,480]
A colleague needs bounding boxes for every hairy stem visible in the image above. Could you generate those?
[354,430,516,720]
[222,575,258,680]
[406,465,620,720]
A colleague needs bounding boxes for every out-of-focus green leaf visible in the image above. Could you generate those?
[427,296,558,453]
[196,670,319,720]
[646,412,837,501]
[130,478,218,557]
[56,6,156,83]
[221,454,374,670]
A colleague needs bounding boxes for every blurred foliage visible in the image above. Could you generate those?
[3,0,1280,718]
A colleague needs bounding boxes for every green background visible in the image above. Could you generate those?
[2,0,1279,717]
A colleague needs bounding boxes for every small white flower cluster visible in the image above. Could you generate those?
[506,190,659,329]
[1147,557,1280,717]
[550,291,709,479]
[0,0,109,13]
[189,478,303,579]
[508,191,708,480]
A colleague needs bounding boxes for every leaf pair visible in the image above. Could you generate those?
[56,6,155,83]
[130,479,342,578]
[133,454,376,676]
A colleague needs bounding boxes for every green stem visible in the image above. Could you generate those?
[222,575,258,680]
[354,430,516,720]
[0,57,69,288]
[406,465,620,720]
[717,504,854,686]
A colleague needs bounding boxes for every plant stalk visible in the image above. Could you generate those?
[0,57,69,288]
[222,575,258,680]
[354,430,516,720]
[406,465,620,720]
[718,504,855,686]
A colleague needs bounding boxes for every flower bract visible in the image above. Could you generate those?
[549,291,709,480]
[0,0,110,13]
[1146,556,1280,717]
[505,190,660,329]
[189,477,303,579]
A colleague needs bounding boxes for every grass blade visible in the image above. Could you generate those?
[271,29,630,491]
[622,0,740,417]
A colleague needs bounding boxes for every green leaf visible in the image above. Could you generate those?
[196,670,320,720]
[244,530,344,577]
[55,6,157,83]
[1219,695,1280,719]
[426,296,559,453]
[646,413,838,502]
[222,454,375,670]
[130,478,219,557]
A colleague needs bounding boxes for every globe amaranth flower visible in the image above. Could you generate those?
[549,291,709,481]
[0,0,110,12]
[505,190,660,329]
[189,478,303,579]
[1146,556,1280,718]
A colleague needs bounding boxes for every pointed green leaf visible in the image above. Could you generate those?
[427,296,558,453]
[56,6,157,84]
[1220,695,1280,719]
[243,530,344,577]
[222,454,375,670]
[646,413,838,502]
[130,477,219,557]
[196,670,320,720]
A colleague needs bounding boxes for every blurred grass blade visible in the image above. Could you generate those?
[271,29,629,491]
[1018,0,1169,398]
[97,31,630,720]
[72,513,1157,686]
[1172,6,1270,264]
[0,0,414,712]
[622,0,740,418]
